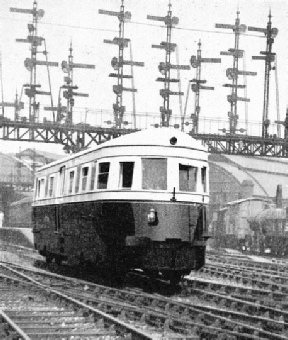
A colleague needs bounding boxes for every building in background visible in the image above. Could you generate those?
[209,154,288,222]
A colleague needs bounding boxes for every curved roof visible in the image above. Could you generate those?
[209,154,288,199]
[39,128,207,171]
[99,128,207,151]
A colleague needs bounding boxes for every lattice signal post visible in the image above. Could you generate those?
[99,1,144,129]
[190,40,221,134]
[216,11,256,136]
[45,44,95,125]
[10,1,58,126]
[147,2,190,128]
[248,11,278,139]
[0,92,24,122]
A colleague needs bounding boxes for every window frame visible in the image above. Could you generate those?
[97,161,110,190]
[37,176,46,198]
[80,163,91,192]
[201,166,207,193]
[68,167,76,195]
[179,163,198,193]
[48,174,56,197]
[119,161,135,189]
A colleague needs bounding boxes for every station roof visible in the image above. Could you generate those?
[209,154,288,199]
[0,152,33,186]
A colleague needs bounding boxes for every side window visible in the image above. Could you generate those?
[59,166,66,196]
[68,170,75,194]
[37,178,41,197]
[38,178,46,198]
[119,162,134,189]
[97,162,110,189]
[75,166,81,193]
[142,158,167,190]
[81,166,89,191]
[179,164,197,192]
[90,162,97,190]
[201,166,207,192]
[48,176,55,197]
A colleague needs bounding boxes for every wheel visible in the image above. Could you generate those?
[45,253,53,264]
[55,256,62,266]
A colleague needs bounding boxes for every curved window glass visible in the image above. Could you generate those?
[179,164,197,192]
[120,162,134,189]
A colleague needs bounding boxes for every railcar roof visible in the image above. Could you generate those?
[37,128,207,172]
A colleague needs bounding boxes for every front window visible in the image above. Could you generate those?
[81,166,89,191]
[142,158,167,190]
[179,164,197,192]
[97,162,110,189]
[119,162,134,189]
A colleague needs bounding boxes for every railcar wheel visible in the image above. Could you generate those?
[45,253,53,264]
[55,256,62,266]
[169,273,182,286]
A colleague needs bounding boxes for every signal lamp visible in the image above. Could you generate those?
[61,61,70,73]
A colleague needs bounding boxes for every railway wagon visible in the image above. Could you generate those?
[213,191,288,256]
[8,195,33,228]
[32,128,210,283]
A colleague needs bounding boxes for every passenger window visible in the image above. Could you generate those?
[38,178,45,198]
[81,166,89,191]
[90,162,97,190]
[179,164,197,192]
[119,162,134,188]
[142,158,167,190]
[49,176,55,197]
[68,170,75,194]
[59,166,66,196]
[37,179,41,197]
[97,162,110,189]
[201,167,207,192]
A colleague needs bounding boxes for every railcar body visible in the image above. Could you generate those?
[32,128,209,283]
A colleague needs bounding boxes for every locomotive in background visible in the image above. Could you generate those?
[32,128,210,284]
[212,185,288,256]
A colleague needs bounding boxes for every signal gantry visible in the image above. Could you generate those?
[248,11,278,139]
[190,40,221,134]
[45,44,95,125]
[10,0,58,125]
[216,11,257,135]
[147,2,190,128]
[99,0,144,129]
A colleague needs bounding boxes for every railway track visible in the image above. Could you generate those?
[0,261,287,339]
[0,262,166,340]
[2,243,288,338]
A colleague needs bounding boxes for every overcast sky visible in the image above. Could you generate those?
[0,0,287,154]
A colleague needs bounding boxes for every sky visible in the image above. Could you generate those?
[0,0,287,154]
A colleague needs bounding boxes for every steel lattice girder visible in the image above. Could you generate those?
[1,121,288,156]
[193,133,288,157]
[0,121,137,152]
